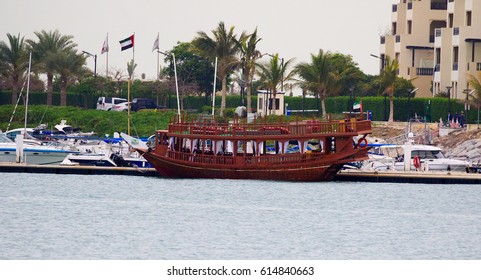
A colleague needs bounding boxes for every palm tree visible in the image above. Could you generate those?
[191,21,239,117]
[294,49,334,119]
[256,54,294,115]
[53,50,87,106]
[378,56,399,123]
[468,72,481,99]
[0,33,28,104]
[127,59,137,79]
[237,28,262,114]
[27,30,77,105]
[468,72,481,117]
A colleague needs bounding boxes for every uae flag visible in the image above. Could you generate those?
[119,35,134,51]
[353,101,363,112]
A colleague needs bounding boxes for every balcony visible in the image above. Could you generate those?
[416,68,434,76]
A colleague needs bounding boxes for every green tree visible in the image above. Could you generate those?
[27,30,77,105]
[164,42,216,102]
[54,50,87,106]
[256,53,294,115]
[468,72,481,110]
[191,21,239,117]
[0,33,28,104]
[295,49,333,119]
[327,53,363,97]
[378,55,399,123]
[237,27,262,114]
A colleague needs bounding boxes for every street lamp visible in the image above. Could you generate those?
[466,89,478,129]
[407,88,418,121]
[158,50,180,116]
[370,53,385,71]
[349,86,354,116]
[370,53,388,120]
[82,50,97,77]
[446,86,452,114]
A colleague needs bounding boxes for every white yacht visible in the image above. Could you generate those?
[0,132,77,165]
[363,143,469,172]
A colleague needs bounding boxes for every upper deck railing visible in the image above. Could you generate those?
[166,117,372,138]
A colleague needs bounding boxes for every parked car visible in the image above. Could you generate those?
[112,101,130,112]
[130,98,163,112]
[96,97,127,111]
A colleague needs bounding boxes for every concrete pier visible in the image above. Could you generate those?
[336,169,481,185]
[0,162,158,177]
[2,162,481,183]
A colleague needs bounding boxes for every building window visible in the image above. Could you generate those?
[259,98,263,110]
[431,0,447,10]
[448,13,454,28]
[392,4,398,12]
[477,63,481,71]
[453,27,459,36]
[407,20,412,34]
[392,22,397,35]
[453,46,459,71]
[396,35,401,43]
[380,36,385,44]
[467,11,472,26]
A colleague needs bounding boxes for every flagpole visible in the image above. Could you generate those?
[129,32,135,135]
[132,32,135,64]
[106,33,109,77]
[157,32,160,80]
[173,52,181,116]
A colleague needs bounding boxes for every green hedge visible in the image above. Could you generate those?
[1,91,475,123]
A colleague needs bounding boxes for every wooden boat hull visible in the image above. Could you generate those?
[141,150,364,182]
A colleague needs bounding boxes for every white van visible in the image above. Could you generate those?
[96,97,127,111]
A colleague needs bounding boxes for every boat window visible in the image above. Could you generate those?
[411,150,442,159]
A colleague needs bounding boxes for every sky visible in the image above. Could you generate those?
[1,0,394,80]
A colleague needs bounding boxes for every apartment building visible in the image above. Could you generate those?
[379,0,481,101]
[433,0,481,102]
[380,0,447,98]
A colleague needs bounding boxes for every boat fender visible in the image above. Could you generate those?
[413,156,421,169]
[357,138,368,148]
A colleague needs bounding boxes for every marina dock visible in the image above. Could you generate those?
[336,169,481,185]
[0,162,158,177]
[1,162,480,184]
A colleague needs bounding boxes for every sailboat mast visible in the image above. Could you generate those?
[24,51,32,134]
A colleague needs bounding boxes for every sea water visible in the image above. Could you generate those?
[1,173,480,260]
